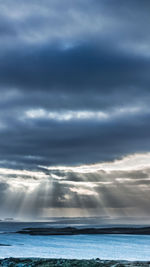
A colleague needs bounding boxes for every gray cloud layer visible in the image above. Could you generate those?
[0,0,150,218]
[0,0,150,168]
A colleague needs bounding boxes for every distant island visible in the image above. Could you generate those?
[0,218,15,222]
[17,226,150,235]
[4,218,14,221]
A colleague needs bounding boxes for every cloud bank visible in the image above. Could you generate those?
[0,0,150,219]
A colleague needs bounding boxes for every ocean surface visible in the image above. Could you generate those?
[0,221,150,261]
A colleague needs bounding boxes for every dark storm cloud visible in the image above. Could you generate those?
[1,110,150,168]
[0,42,149,94]
[0,0,150,218]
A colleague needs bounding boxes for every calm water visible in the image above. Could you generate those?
[0,222,150,260]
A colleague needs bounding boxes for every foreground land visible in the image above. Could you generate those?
[0,258,150,267]
[17,226,150,235]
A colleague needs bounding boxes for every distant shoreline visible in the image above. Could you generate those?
[0,258,150,267]
[16,226,150,235]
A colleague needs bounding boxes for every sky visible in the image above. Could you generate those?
[0,0,150,221]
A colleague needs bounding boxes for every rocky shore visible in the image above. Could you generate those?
[17,226,150,235]
[0,258,150,267]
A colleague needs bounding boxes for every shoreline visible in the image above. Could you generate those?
[0,258,150,267]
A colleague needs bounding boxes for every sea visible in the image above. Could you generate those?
[0,220,150,261]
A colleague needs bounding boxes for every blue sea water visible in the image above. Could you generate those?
[0,222,150,260]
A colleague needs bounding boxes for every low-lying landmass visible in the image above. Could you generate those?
[17,226,150,235]
[0,258,150,267]
[0,244,11,246]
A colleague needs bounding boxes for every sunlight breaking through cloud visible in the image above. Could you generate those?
[0,153,150,219]
[0,0,150,221]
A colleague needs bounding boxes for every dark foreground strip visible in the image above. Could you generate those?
[0,258,150,267]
